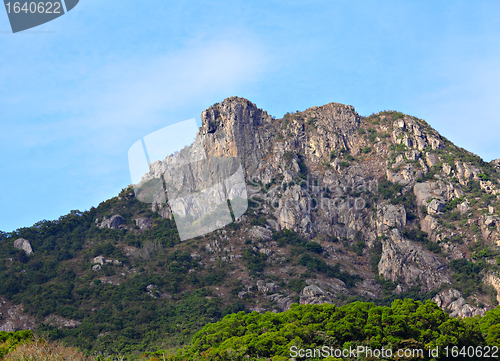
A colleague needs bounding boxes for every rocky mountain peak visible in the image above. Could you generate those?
[134,96,500,317]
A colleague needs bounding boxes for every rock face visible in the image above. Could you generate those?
[134,217,152,230]
[98,215,125,229]
[432,289,486,318]
[484,273,500,304]
[0,296,35,332]
[13,238,33,255]
[249,226,272,241]
[256,280,279,293]
[44,315,81,328]
[491,159,500,171]
[376,204,406,235]
[378,229,450,292]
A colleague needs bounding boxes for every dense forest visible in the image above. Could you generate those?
[155,299,500,360]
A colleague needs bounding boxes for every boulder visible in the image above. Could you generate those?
[266,293,294,311]
[427,198,445,214]
[13,238,33,255]
[92,265,102,272]
[134,218,152,230]
[432,288,486,318]
[457,201,470,214]
[425,153,439,167]
[249,226,272,240]
[484,216,496,227]
[376,204,406,235]
[98,215,125,229]
[299,284,336,306]
[259,248,273,256]
[256,280,278,293]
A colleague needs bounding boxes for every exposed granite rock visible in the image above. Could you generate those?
[425,153,439,167]
[457,200,470,214]
[257,280,279,293]
[44,315,81,328]
[427,198,445,215]
[0,296,35,332]
[98,215,125,229]
[128,96,500,307]
[13,238,33,255]
[491,159,500,171]
[432,288,486,318]
[267,293,294,311]
[378,229,450,292]
[299,284,336,306]
[484,273,500,304]
[134,217,152,230]
[249,226,272,241]
[92,255,121,266]
[376,204,406,235]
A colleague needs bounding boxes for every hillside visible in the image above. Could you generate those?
[1,97,500,356]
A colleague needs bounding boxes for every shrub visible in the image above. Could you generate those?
[304,241,323,254]
[362,146,372,154]
[4,337,92,361]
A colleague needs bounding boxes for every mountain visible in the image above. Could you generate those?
[1,97,500,356]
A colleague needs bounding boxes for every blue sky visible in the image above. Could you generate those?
[1,0,500,232]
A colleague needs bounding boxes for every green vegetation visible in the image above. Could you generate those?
[366,128,377,143]
[299,253,361,288]
[0,330,33,359]
[402,228,441,254]
[449,259,489,298]
[361,146,372,154]
[273,230,361,288]
[243,248,267,275]
[168,300,500,360]
[0,191,239,355]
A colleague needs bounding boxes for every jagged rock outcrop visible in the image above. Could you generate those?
[376,204,406,235]
[97,215,125,229]
[267,293,294,311]
[134,217,152,230]
[432,289,486,318]
[378,229,450,292]
[256,280,279,293]
[491,159,500,171]
[0,296,35,332]
[484,273,500,304]
[13,238,33,255]
[249,226,272,241]
[44,315,81,328]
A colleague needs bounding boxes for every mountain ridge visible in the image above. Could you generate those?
[1,96,500,355]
